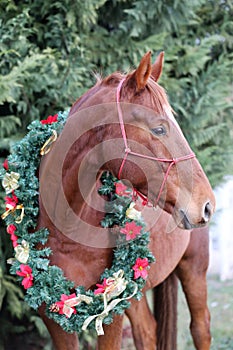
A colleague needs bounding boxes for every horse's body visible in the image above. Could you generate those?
[37,52,215,349]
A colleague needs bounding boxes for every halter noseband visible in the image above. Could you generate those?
[116,78,196,207]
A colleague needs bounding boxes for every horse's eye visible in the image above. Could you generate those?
[151,125,166,136]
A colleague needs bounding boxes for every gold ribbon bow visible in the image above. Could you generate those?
[1,203,24,223]
[40,130,57,155]
[15,240,30,264]
[2,172,20,194]
[82,270,138,335]
[62,294,93,318]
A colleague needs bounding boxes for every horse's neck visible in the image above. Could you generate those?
[39,122,117,248]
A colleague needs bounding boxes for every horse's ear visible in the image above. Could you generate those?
[134,51,152,91]
[151,51,164,82]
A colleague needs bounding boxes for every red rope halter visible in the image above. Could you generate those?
[116,78,196,207]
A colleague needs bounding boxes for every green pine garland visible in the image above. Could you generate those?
[0,111,155,335]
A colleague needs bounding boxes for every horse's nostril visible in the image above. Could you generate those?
[203,201,212,222]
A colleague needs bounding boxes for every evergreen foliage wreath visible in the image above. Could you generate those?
[0,111,155,335]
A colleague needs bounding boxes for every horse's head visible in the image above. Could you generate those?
[93,51,215,229]
[46,52,215,232]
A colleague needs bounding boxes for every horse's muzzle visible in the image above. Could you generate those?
[179,202,214,230]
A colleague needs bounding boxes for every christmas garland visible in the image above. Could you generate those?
[0,111,155,335]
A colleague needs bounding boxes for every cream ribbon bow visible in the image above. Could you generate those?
[14,240,30,264]
[126,202,142,221]
[82,270,138,335]
[2,172,20,194]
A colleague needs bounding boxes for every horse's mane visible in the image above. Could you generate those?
[70,71,170,117]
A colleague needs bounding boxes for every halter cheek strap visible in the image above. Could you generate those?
[116,78,196,207]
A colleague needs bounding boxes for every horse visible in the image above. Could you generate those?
[37,51,215,350]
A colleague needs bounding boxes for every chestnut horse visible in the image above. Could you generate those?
[37,51,215,349]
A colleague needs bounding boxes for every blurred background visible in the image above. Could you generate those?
[0,0,232,349]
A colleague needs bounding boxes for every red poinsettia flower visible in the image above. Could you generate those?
[132,257,149,279]
[16,264,33,289]
[3,159,8,170]
[55,293,77,316]
[5,192,18,209]
[120,221,142,241]
[115,182,130,196]
[40,114,58,124]
[94,278,109,295]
